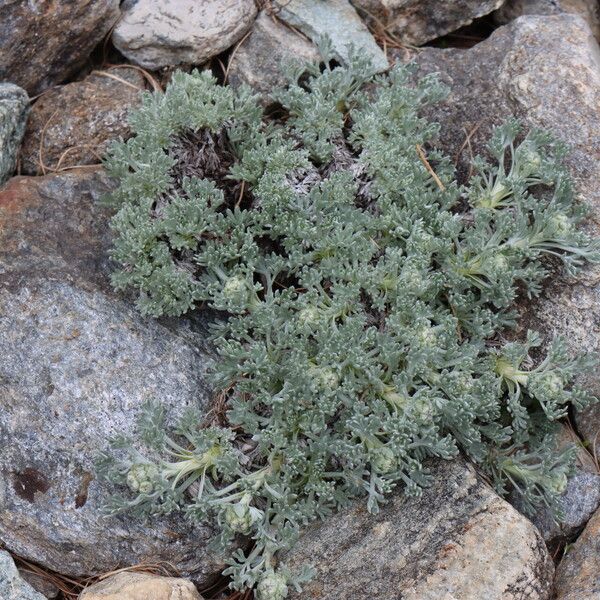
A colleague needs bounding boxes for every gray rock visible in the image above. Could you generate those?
[495,0,600,40]
[0,551,46,600]
[393,14,600,443]
[20,67,145,175]
[509,425,600,546]
[274,0,388,73]
[514,471,600,546]
[555,507,600,599]
[0,84,29,185]
[350,0,505,45]
[0,1,120,96]
[285,460,554,599]
[228,12,320,102]
[113,0,258,70]
[0,170,223,585]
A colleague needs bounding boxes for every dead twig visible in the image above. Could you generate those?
[38,109,59,176]
[454,121,482,167]
[90,69,145,92]
[224,28,254,84]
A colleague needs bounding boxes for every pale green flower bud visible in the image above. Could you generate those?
[416,326,437,348]
[547,471,568,495]
[309,365,339,391]
[518,146,542,177]
[551,213,572,235]
[297,306,320,326]
[256,572,288,600]
[223,275,249,304]
[224,496,261,535]
[535,372,564,400]
[126,463,158,494]
[370,446,397,474]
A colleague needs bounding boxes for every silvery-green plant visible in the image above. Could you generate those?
[97,50,599,596]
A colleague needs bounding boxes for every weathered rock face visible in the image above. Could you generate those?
[79,572,204,600]
[0,83,29,184]
[0,551,46,600]
[228,12,320,102]
[20,68,145,175]
[0,1,120,96]
[555,508,600,599]
[495,0,600,40]
[274,0,388,73]
[351,0,505,45]
[394,13,600,444]
[284,460,553,599]
[0,171,222,585]
[112,0,257,70]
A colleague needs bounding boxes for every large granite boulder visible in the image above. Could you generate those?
[555,507,600,599]
[112,0,258,70]
[0,1,120,96]
[0,170,222,585]
[285,460,554,599]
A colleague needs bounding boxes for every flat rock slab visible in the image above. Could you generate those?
[351,0,504,45]
[20,67,146,175]
[79,572,204,600]
[555,508,600,599]
[0,170,222,585]
[113,0,258,69]
[0,0,120,96]
[274,0,388,73]
[285,460,554,599]
[0,83,29,185]
[0,551,46,600]
[228,12,320,102]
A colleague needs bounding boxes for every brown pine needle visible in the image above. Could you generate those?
[416,144,446,191]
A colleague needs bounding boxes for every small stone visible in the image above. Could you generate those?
[495,0,600,40]
[274,0,388,73]
[20,68,146,175]
[228,12,320,102]
[0,83,29,185]
[112,0,258,70]
[0,170,221,585]
[284,460,554,599]
[78,572,204,600]
[555,508,600,599]
[350,0,505,45]
[0,1,120,96]
[0,551,46,600]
